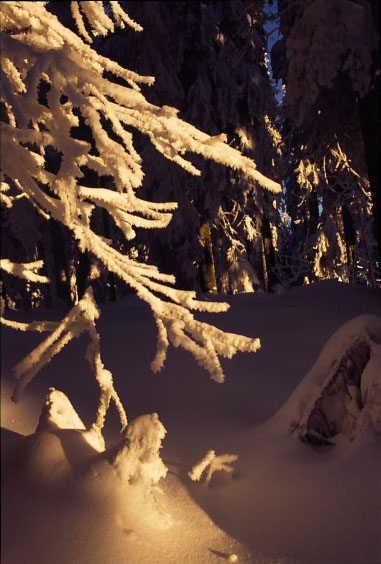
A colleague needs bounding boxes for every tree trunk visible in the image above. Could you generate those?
[102,208,117,302]
[260,236,269,292]
[335,206,350,283]
[76,251,90,300]
[50,220,71,305]
[309,191,320,234]
[341,204,356,281]
[199,223,217,293]
[358,74,380,256]
[261,217,277,291]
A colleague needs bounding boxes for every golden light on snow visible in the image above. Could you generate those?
[235,127,253,150]
[145,505,174,531]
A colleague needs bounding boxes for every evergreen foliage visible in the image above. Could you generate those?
[99,1,283,293]
[272,0,379,288]
[1,1,279,432]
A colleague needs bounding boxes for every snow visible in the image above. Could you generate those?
[189,450,238,484]
[2,280,380,564]
[275,313,380,443]
[284,0,377,114]
[0,259,49,284]
[1,0,281,335]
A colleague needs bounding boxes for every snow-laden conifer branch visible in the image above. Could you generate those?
[109,1,143,33]
[0,317,59,333]
[11,287,127,433]
[1,3,281,193]
[2,1,271,428]
[11,306,88,403]
[70,2,92,44]
[85,312,128,433]
[150,302,261,383]
[70,1,143,44]
[1,259,49,284]
[0,2,152,91]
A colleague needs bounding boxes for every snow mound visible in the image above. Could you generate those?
[106,412,168,486]
[3,388,169,491]
[37,387,87,432]
[2,391,250,564]
[276,313,381,445]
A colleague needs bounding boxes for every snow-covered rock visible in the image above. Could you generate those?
[276,314,381,445]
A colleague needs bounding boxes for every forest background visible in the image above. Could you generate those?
[1,0,379,313]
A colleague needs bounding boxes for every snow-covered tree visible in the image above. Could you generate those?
[99,0,283,293]
[0,2,280,445]
[271,0,379,287]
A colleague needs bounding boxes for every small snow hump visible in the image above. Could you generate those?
[36,388,86,433]
[107,413,168,486]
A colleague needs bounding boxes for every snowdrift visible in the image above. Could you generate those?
[1,281,380,564]
[275,313,381,444]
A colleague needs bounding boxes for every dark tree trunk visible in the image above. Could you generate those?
[358,74,380,258]
[199,223,217,293]
[76,251,90,300]
[358,0,379,257]
[309,192,320,234]
[260,235,269,292]
[342,204,356,281]
[50,220,71,305]
[261,217,277,291]
[102,208,116,302]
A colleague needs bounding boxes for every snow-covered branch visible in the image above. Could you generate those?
[1,1,276,433]
[11,287,127,433]
[1,259,49,284]
[189,449,238,484]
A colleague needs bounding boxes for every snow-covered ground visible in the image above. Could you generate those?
[1,280,380,564]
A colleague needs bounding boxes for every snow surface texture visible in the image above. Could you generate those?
[2,281,380,564]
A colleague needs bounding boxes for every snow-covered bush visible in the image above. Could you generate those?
[0,2,280,454]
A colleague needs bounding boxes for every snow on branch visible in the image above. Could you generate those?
[1,259,49,284]
[0,3,152,91]
[11,287,127,433]
[1,1,270,429]
[151,302,261,383]
[70,1,143,43]
[109,1,143,33]
[76,227,261,381]
[0,317,59,333]
[189,450,238,485]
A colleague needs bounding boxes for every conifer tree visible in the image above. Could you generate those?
[100,0,283,293]
[0,2,280,438]
[272,0,379,287]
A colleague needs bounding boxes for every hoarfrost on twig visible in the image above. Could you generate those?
[189,450,238,484]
